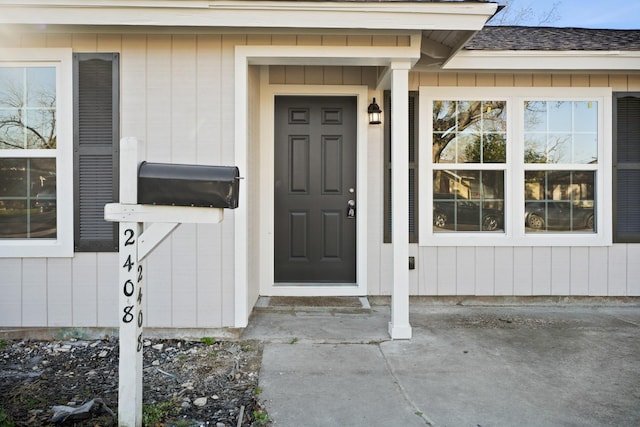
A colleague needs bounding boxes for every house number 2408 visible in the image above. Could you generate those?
[122,228,144,352]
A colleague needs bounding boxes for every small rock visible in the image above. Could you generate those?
[181,401,191,410]
[211,395,220,400]
[144,340,152,347]
[98,350,108,358]
[152,343,164,351]
[216,423,226,427]
[193,397,207,407]
[181,381,194,389]
[86,370,97,376]
[152,360,160,366]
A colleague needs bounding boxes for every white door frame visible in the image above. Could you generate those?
[259,74,369,297]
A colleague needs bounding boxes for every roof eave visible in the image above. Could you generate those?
[0,1,499,31]
[444,50,640,71]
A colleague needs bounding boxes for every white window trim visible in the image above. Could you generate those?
[419,86,612,247]
[0,48,73,257]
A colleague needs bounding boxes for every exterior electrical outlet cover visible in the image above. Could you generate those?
[138,162,240,209]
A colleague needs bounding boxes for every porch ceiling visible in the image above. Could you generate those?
[416,29,478,69]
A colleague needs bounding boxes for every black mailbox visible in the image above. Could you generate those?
[138,162,240,209]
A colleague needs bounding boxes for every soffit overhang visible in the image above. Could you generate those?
[0,1,498,31]
[444,50,640,72]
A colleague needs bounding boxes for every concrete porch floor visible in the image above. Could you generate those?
[243,299,640,427]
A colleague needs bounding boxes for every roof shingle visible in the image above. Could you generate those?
[465,26,640,51]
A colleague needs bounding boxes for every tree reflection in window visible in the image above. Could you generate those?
[0,66,57,239]
[432,100,506,232]
[524,100,597,164]
[0,67,56,150]
[433,100,506,164]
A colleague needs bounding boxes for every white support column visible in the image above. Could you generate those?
[389,62,412,340]
[234,49,249,328]
[117,137,144,426]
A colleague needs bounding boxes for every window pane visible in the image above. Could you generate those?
[433,170,504,232]
[433,100,506,164]
[524,100,598,164]
[0,158,27,196]
[548,133,572,163]
[0,158,56,239]
[524,133,547,163]
[574,134,598,164]
[482,133,506,163]
[548,101,572,132]
[525,170,595,232]
[524,101,547,131]
[0,68,24,106]
[574,101,597,132]
[0,66,56,150]
[26,67,56,107]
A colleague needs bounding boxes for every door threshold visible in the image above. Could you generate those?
[254,296,371,313]
[274,282,357,287]
[264,284,363,297]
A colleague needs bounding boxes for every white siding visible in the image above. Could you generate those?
[1,32,639,333]
[22,259,47,326]
[405,244,640,296]
[456,247,476,295]
[72,253,98,327]
[47,258,73,326]
[608,245,628,296]
[475,247,495,295]
[437,247,456,295]
[513,247,533,295]
[0,259,22,326]
[570,247,590,295]
[495,247,514,296]
[628,246,640,295]
[0,32,244,329]
[378,71,640,298]
[96,253,118,327]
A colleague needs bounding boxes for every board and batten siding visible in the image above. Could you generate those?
[0,31,413,328]
[1,29,639,329]
[380,71,640,298]
[0,33,254,328]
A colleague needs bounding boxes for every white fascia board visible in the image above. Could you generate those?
[0,1,498,31]
[445,50,640,71]
[242,42,421,67]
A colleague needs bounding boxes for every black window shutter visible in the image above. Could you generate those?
[613,93,640,243]
[73,53,119,252]
[383,90,418,244]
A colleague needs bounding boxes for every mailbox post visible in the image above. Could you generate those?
[105,137,238,427]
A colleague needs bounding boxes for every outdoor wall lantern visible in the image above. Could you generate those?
[368,98,382,125]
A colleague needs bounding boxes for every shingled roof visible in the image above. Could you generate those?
[465,26,640,51]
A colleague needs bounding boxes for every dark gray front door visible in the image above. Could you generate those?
[274,96,357,283]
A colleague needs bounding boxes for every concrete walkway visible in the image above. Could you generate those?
[242,299,640,427]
